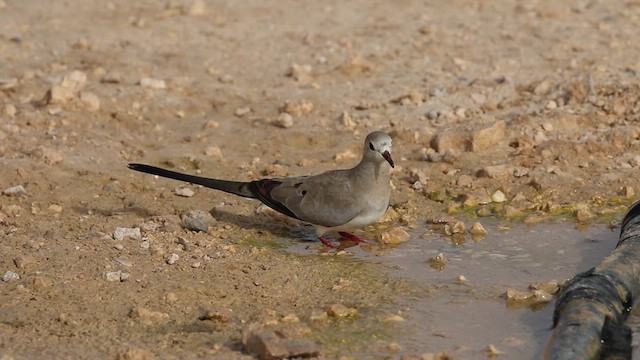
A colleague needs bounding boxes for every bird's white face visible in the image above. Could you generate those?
[365,132,394,168]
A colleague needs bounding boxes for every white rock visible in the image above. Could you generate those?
[166,253,179,265]
[2,271,20,282]
[4,103,17,117]
[60,70,88,91]
[3,185,27,196]
[273,113,294,128]
[140,77,166,90]
[174,187,195,197]
[491,190,507,203]
[105,271,122,282]
[204,146,223,159]
[80,91,100,111]
[235,107,251,117]
[113,227,141,241]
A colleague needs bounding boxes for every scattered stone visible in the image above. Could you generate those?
[199,310,230,324]
[529,280,560,295]
[204,146,223,159]
[281,100,314,116]
[166,253,179,265]
[430,132,467,153]
[469,222,488,236]
[477,164,513,179]
[1,204,23,217]
[575,208,593,222]
[101,72,123,84]
[327,304,358,318]
[272,113,294,128]
[533,78,552,95]
[491,190,507,203]
[139,77,166,90]
[336,55,375,75]
[505,288,553,308]
[485,344,504,357]
[105,270,124,282]
[308,310,328,322]
[4,103,17,117]
[286,63,313,82]
[470,120,506,152]
[377,227,411,244]
[128,307,170,324]
[408,168,428,184]
[456,275,468,284]
[333,149,357,162]
[234,107,251,117]
[428,253,448,271]
[181,210,215,232]
[456,174,474,187]
[41,85,74,105]
[48,204,63,214]
[339,111,356,131]
[2,271,20,282]
[242,323,320,360]
[412,181,423,190]
[113,227,142,241]
[60,70,87,91]
[620,186,635,197]
[383,315,405,323]
[80,91,100,111]
[40,147,64,165]
[462,192,492,207]
[3,185,27,196]
[174,187,195,197]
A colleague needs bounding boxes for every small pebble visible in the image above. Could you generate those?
[327,304,358,318]
[174,187,195,197]
[3,185,27,196]
[2,271,20,282]
[48,204,63,213]
[139,77,166,90]
[273,113,294,128]
[4,103,17,117]
[469,222,488,236]
[113,227,142,241]
[166,253,179,265]
[80,91,100,111]
[105,271,122,282]
[234,107,251,117]
[491,190,507,203]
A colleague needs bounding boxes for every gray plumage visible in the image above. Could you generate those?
[128,131,394,247]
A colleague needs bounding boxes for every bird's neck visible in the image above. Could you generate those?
[352,158,391,183]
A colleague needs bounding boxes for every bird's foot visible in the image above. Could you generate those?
[319,236,339,248]
[338,232,368,244]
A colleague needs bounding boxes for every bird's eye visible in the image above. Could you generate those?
[369,142,375,150]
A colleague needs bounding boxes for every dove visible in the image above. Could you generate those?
[128,131,394,247]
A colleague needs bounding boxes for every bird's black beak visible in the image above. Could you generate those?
[382,151,394,168]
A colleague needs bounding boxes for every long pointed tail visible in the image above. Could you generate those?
[128,163,256,199]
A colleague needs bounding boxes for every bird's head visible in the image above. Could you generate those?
[364,131,394,168]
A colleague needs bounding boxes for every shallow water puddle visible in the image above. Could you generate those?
[289,222,621,358]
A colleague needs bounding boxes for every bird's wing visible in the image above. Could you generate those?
[262,170,363,227]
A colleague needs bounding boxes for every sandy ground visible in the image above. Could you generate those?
[2,0,640,358]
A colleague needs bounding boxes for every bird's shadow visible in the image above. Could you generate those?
[208,208,362,250]
[71,202,359,250]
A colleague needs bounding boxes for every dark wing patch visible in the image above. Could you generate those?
[248,179,302,220]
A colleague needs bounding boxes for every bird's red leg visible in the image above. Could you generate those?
[319,236,338,248]
[338,232,368,244]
